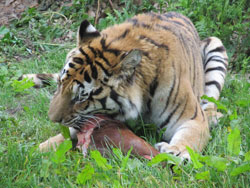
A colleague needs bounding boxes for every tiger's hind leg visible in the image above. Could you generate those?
[20,73,59,88]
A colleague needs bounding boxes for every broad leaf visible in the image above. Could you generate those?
[199,156,228,171]
[244,150,250,162]
[186,146,203,169]
[230,163,250,176]
[11,78,35,93]
[90,150,112,170]
[147,153,181,166]
[77,163,95,185]
[201,95,228,112]
[60,126,70,139]
[195,170,210,180]
[51,139,72,164]
[227,128,241,156]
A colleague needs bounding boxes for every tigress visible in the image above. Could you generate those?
[24,12,228,159]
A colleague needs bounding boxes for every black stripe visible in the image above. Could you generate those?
[192,52,196,89]
[107,29,130,47]
[100,38,106,49]
[205,81,221,92]
[119,29,130,39]
[95,60,112,77]
[174,96,188,124]
[36,75,51,86]
[148,12,163,19]
[139,35,169,51]
[207,46,226,55]
[73,57,84,65]
[163,12,196,32]
[127,18,151,29]
[172,70,181,104]
[160,67,176,117]
[103,77,109,82]
[149,77,158,96]
[110,89,123,108]
[99,97,107,109]
[97,50,111,67]
[74,80,84,88]
[69,62,75,68]
[147,77,158,113]
[88,46,97,57]
[106,48,121,56]
[83,101,90,110]
[205,66,226,74]
[204,56,228,68]
[79,68,84,75]
[79,48,92,64]
[190,104,198,120]
[92,87,103,96]
[160,102,182,129]
[200,105,205,122]
[84,71,91,83]
[202,38,212,59]
[127,18,138,25]
[91,65,98,79]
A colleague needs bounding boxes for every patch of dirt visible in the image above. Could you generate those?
[0,0,39,26]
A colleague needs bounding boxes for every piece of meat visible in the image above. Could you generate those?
[76,116,159,159]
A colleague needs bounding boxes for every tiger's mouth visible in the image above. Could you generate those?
[75,114,108,156]
[62,110,119,130]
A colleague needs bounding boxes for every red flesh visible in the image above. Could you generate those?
[76,115,159,159]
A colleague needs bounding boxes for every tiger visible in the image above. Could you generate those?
[24,12,228,159]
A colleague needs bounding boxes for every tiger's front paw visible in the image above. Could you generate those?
[155,142,190,161]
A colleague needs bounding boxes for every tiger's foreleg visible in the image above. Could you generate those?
[155,107,209,160]
[39,127,77,152]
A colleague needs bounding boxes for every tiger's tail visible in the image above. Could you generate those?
[200,37,228,111]
[20,73,59,88]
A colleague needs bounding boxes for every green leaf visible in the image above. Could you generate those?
[199,156,228,171]
[147,153,181,167]
[186,146,203,169]
[113,180,123,188]
[11,78,34,93]
[244,151,250,162]
[201,95,228,112]
[227,128,241,156]
[60,126,70,139]
[230,163,250,176]
[0,26,9,38]
[51,139,72,164]
[90,150,112,170]
[195,170,210,180]
[77,163,95,185]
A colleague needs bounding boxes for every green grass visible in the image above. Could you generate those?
[0,0,249,187]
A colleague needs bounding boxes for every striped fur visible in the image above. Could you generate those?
[200,37,228,111]
[26,12,228,159]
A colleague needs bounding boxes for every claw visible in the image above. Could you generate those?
[155,142,191,161]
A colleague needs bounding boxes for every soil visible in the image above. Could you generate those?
[0,0,38,26]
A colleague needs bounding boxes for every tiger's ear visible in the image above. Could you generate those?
[77,20,100,46]
[118,49,142,78]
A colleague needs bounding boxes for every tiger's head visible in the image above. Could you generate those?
[48,20,143,129]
